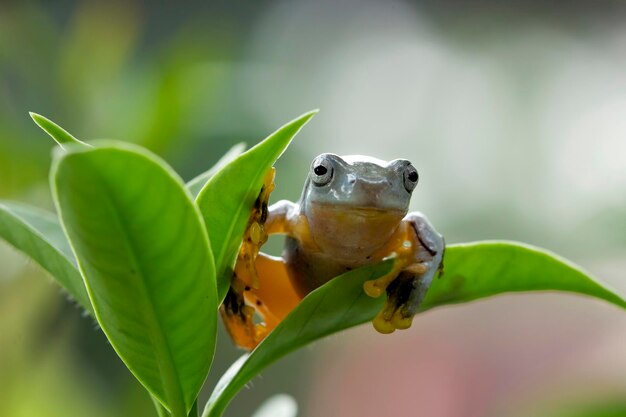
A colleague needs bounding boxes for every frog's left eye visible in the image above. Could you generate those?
[311,156,334,186]
[403,165,419,192]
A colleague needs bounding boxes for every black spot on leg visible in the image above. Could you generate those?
[256,300,262,306]
[224,288,239,315]
[260,202,268,223]
[386,271,414,309]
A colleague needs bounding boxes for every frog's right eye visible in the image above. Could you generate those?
[311,156,334,186]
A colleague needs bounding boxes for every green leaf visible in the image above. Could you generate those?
[187,143,246,199]
[0,201,93,316]
[203,241,625,417]
[188,401,198,417]
[419,241,626,311]
[52,142,217,417]
[0,141,244,317]
[1,115,243,319]
[196,110,317,302]
[152,396,170,417]
[3,112,241,315]
[202,260,393,417]
[29,112,91,149]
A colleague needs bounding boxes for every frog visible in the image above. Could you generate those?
[221,153,445,350]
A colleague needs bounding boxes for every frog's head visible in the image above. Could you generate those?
[300,153,418,258]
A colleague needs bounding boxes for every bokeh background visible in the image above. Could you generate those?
[1,1,626,416]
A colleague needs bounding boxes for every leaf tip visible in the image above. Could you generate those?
[29,111,45,126]
[302,108,319,120]
[29,112,89,149]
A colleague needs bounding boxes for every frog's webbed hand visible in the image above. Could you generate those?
[405,212,446,300]
[369,212,445,334]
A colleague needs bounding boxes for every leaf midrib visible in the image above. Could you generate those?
[85,164,187,416]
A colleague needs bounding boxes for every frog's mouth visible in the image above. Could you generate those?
[309,202,406,218]
[306,202,406,255]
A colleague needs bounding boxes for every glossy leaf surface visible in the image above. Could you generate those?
[0,136,242,316]
[196,110,317,302]
[204,241,625,417]
[52,142,217,416]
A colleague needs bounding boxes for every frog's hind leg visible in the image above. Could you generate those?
[221,253,301,350]
[245,253,301,328]
[220,287,259,350]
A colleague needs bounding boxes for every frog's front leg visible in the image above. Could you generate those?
[367,212,445,334]
[221,196,303,350]
[403,212,445,316]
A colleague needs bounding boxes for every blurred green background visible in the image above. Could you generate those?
[1,1,625,416]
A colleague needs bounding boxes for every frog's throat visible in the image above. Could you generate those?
[307,201,408,217]
[304,203,407,258]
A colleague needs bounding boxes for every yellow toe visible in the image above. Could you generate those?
[392,310,413,330]
[363,281,383,298]
[373,315,396,334]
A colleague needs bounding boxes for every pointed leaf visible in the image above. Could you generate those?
[204,241,625,416]
[0,202,93,315]
[187,143,246,198]
[30,112,91,149]
[52,142,217,416]
[196,111,317,302]
[419,241,626,311]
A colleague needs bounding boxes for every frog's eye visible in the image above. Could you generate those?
[311,157,334,186]
[403,165,419,192]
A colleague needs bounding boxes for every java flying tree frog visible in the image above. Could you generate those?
[221,153,445,349]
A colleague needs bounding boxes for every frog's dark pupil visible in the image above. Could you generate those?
[408,171,418,182]
[314,165,327,176]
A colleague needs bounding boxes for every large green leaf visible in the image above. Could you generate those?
[0,202,93,315]
[203,241,625,417]
[0,128,240,317]
[196,110,317,302]
[52,142,217,417]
